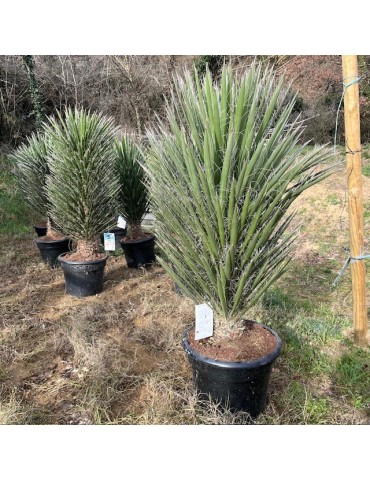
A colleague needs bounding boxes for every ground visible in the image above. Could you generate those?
[0,147,369,424]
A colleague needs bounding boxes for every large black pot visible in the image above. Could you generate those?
[58,253,107,297]
[35,237,71,268]
[182,322,283,418]
[120,234,155,268]
[33,224,47,237]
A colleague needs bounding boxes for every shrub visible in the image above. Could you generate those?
[10,132,49,220]
[45,108,119,258]
[145,64,337,336]
[114,136,149,239]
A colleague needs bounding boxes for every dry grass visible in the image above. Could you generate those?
[0,158,369,425]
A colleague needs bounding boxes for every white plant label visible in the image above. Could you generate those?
[103,232,116,251]
[195,304,214,340]
[117,215,127,229]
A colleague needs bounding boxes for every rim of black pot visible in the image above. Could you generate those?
[120,233,155,244]
[182,322,283,369]
[35,237,69,244]
[108,227,127,233]
[58,252,108,265]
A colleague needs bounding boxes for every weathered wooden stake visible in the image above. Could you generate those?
[342,55,368,346]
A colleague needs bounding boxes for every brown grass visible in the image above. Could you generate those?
[0,162,369,425]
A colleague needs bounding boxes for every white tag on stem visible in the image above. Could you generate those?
[195,304,214,340]
[117,215,127,229]
[103,232,116,251]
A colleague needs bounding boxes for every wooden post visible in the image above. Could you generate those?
[342,55,368,346]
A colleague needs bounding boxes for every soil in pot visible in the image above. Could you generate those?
[58,252,107,297]
[35,236,71,268]
[182,320,283,418]
[120,233,155,268]
[188,321,277,361]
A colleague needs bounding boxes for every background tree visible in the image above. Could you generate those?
[1,55,370,148]
[22,55,45,131]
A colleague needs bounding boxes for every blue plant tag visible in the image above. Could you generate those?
[195,304,214,340]
[103,232,115,251]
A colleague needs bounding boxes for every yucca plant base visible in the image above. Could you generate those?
[182,321,282,417]
[58,253,107,297]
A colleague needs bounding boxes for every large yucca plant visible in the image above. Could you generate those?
[10,132,61,237]
[145,64,337,336]
[114,135,150,239]
[11,132,49,219]
[44,108,119,258]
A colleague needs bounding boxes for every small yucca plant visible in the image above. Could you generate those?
[114,136,150,239]
[10,132,61,237]
[44,108,119,259]
[145,64,337,337]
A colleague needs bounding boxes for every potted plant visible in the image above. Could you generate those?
[10,132,70,267]
[44,107,119,297]
[145,65,336,417]
[114,135,155,268]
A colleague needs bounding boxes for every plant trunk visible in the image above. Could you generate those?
[46,217,62,238]
[75,239,101,259]
[130,223,145,240]
[213,315,245,340]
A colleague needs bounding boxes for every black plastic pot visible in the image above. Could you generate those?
[35,237,71,268]
[33,225,47,237]
[100,227,127,250]
[120,234,156,268]
[182,322,283,418]
[58,253,107,297]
